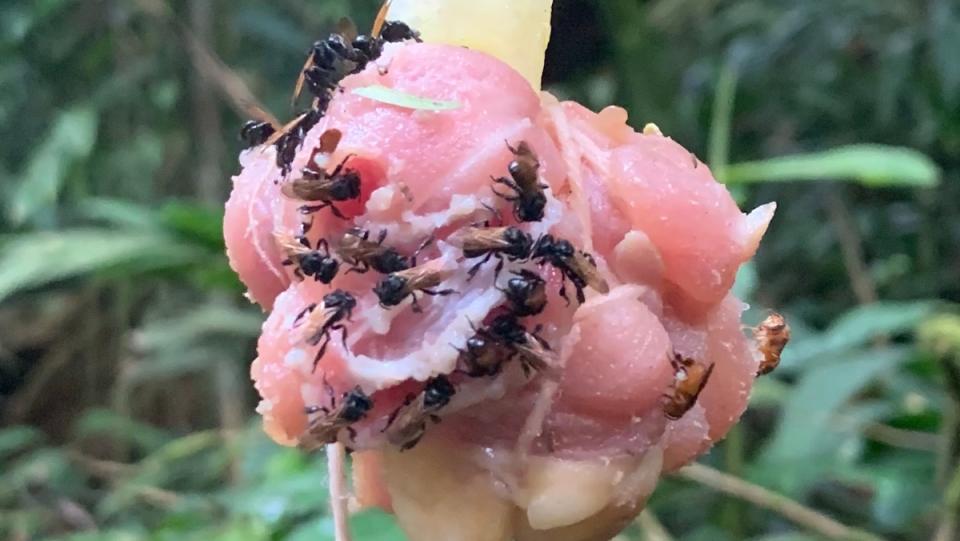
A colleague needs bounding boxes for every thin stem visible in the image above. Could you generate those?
[678,462,886,541]
[708,60,738,182]
[637,509,674,541]
[328,443,352,541]
[826,189,878,305]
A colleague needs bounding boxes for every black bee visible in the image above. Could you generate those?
[275,232,340,283]
[281,129,362,219]
[530,235,609,304]
[337,228,420,275]
[379,21,422,43]
[484,314,554,376]
[293,33,354,105]
[240,120,276,148]
[492,141,548,223]
[382,375,455,451]
[455,323,513,377]
[270,108,324,176]
[299,381,373,451]
[296,290,357,370]
[499,269,547,316]
[373,260,456,312]
[456,226,534,279]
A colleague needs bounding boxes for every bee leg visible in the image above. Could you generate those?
[346,426,358,442]
[467,253,493,281]
[317,238,330,253]
[322,377,337,409]
[300,217,314,235]
[333,323,349,350]
[493,255,505,281]
[377,229,388,245]
[410,294,423,313]
[294,303,317,326]
[328,153,357,178]
[328,204,347,219]
[294,268,304,281]
[409,235,434,268]
[300,203,329,215]
[575,284,586,304]
[557,277,571,307]
[311,334,331,372]
[422,288,457,297]
[345,262,369,275]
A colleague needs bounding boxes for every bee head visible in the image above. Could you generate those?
[330,171,362,200]
[423,376,455,409]
[373,275,408,306]
[323,289,356,311]
[342,389,373,422]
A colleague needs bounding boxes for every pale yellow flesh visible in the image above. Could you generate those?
[380,438,662,541]
[385,0,553,91]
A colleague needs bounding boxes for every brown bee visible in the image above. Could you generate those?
[455,315,554,377]
[373,260,456,312]
[382,375,456,450]
[337,228,426,275]
[455,225,534,279]
[754,313,790,376]
[281,129,361,219]
[299,380,373,452]
[662,352,716,420]
[455,322,516,377]
[530,234,609,304]
[499,269,547,316]
[295,290,357,370]
[492,141,548,222]
[275,232,340,283]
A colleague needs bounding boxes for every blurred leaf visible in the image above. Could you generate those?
[353,85,461,111]
[782,301,937,372]
[930,0,960,104]
[708,60,737,178]
[350,509,407,541]
[135,304,262,352]
[724,145,941,187]
[760,348,910,478]
[0,426,43,461]
[0,229,204,303]
[75,197,161,229]
[73,409,171,452]
[7,107,99,225]
[160,202,225,251]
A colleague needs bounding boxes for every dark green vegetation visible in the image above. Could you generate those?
[1,1,959,540]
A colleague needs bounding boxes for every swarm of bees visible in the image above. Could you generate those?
[238,12,421,176]
[280,134,618,450]
[252,17,615,450]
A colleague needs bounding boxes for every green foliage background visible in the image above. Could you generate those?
[1,0,959,540]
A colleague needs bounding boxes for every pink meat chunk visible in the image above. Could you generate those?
[224,40,775,518]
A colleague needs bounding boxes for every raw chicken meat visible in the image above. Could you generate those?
[225,37,774,541]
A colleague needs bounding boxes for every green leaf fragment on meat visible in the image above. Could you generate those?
[352,85,461,111]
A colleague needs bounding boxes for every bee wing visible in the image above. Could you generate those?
[337,17,359,42]
[372,0,393,36]
[263,113,308,148]
[273,232,310,257]
[395,262,451,289]
[458,227,515,251]
[292,55,315,107]
[243,104,280,130]
[570,254,610,293]
[515,340,557,372]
